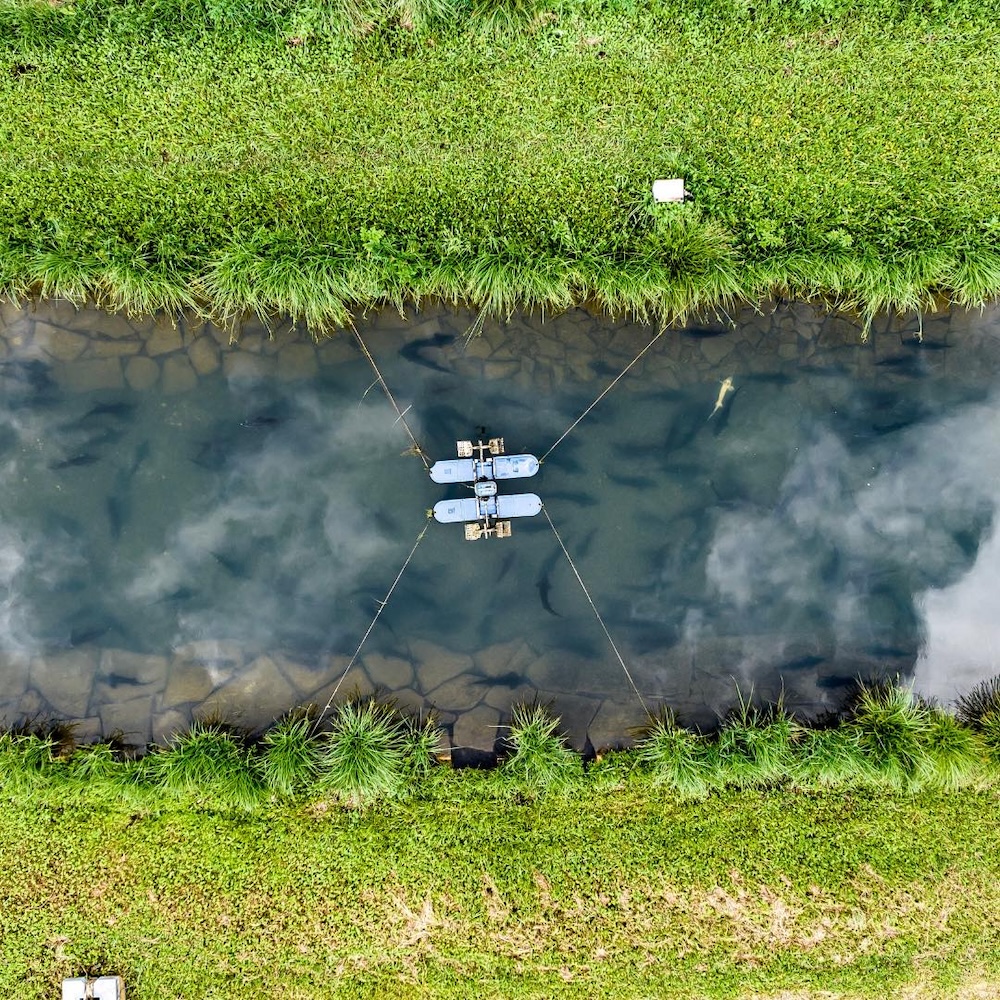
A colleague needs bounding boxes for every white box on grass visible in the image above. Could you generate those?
[62,977,125,1000]
[652,178,687,202]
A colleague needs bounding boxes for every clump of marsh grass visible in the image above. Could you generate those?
[317,698,407,806]
[146,722,262,811]
[67,741,122,784]
[713,694,798,790]
[955,676,1000,729]
[792,726,870,788]
[845,680,932,790]
[979,712,1000,764]
[401,711,448,783]
[0,731,58,794]
[497,702,582,793]
[634,709,713,800]
[260,712,323,798]
[918,708,984,789]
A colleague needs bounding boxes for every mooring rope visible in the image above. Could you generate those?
[541,504,649,712]
[539,326,668,465]
[312,514,432,731]
[353,328,431,472]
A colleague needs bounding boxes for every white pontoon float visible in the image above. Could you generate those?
[430,438,541,540]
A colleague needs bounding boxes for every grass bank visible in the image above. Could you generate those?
[4,777,1000,997]
[2,1,999,328]
[4,685,1000,996]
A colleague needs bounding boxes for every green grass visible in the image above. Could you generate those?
[1,1,999,328]
[145,721,264,810]
[2,687,1000,995]
[3,777,1000,998]
[634,707,714,799]
[496,701,582,792]
[845,680,932,790]
[317,697,410,804]
[260,712,322,797]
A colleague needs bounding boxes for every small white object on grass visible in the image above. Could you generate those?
[652,178,687,203]
[62,977,125,1000]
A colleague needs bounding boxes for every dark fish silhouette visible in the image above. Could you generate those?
[778,654,825,672]
[542,490,599,507]
[536,568,561,617]
[682,326,730,339]
[664,407,706,454]
[874,355,929,376]
[240,413,284,429]
[81,401,136,422]
[79,426,126,449]
[399,333,456,373]
[816,674,854,690]
[495,550,516,583]
[742,371,796,385]
[155,586,198,605]
[128,440,151,476]
[575,527,598,559]
[866,644,914,660]
[106,493,127,541]
[212,551,252,579]
[471,670,531,688]
[192,439,228,471]
[50,453,100,470]
[0,358,54,390]
[607,471,656,490]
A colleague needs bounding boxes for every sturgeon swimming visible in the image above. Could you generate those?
[708,376,735,419]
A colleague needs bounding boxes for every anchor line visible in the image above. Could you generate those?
[541,505,649,713]
[539,326,668,465]
[353,329,431,471]
[312,515,432,732]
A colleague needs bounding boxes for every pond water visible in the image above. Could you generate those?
[1,297,999,751]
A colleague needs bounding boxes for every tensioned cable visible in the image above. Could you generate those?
[541,504,649,713]
[311,514,432,731]
[539,326,668,465]
[353,328,431,471]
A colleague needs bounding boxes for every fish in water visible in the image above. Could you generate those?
[213,551,252,579]
[398,332,456,373]
[50,453,100,470]
[80,401,136,422]
[495,549,516,584]
[154,586,198,605]
[683,326,730,339]
[607,471,657,490]
[542,490,599,508]
[128,440,151,477]
[708,377,735,419]
[106,493,127,541]
[536,567,562,617]
[471,670,531,689]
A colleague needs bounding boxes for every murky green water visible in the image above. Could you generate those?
[1,298,999,750]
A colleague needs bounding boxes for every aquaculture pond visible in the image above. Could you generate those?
[1,298,999,751]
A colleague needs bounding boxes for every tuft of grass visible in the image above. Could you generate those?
[792,726,870,789]
[713,695,798,790]
[260,713,323,798]
[0,732,58,793]
[846,681,932,790]
[146,722,262,811]
[400,711,448,784]
[955,675,1000,729]
[979,711,1000,764]
[634,709,714,800]
[67,741,122,784]
[919,708,984,790]
[317,698,407,806]
[497,702,582,793]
